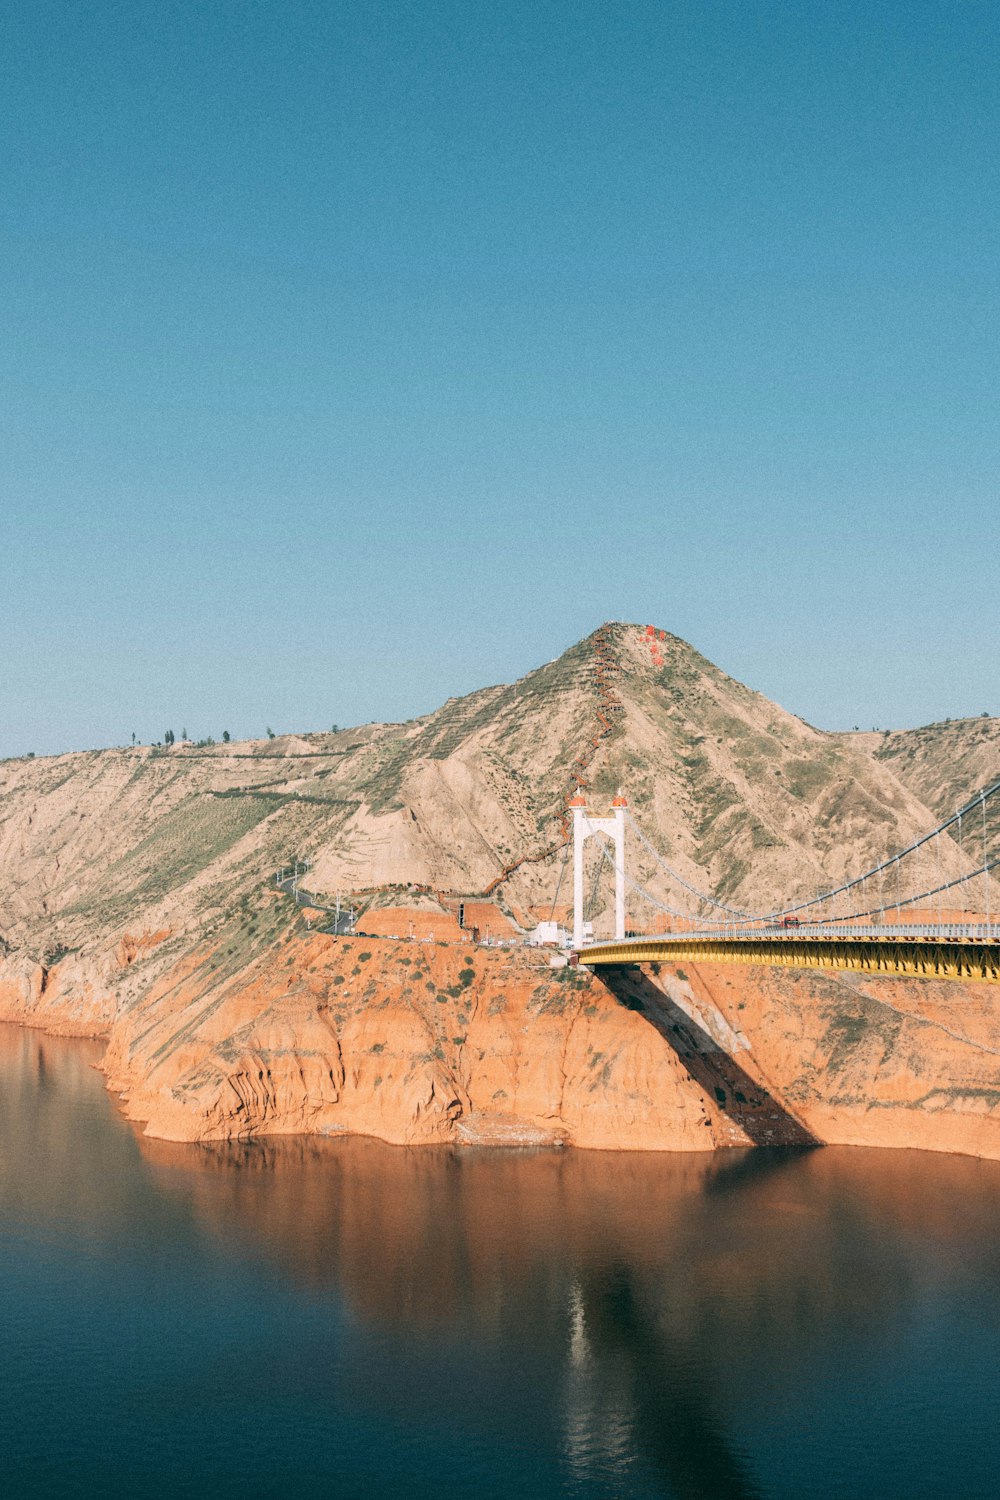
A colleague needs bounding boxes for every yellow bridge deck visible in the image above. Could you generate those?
[577,935,1000,985]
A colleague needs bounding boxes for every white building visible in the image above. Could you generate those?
[530,920,581,948]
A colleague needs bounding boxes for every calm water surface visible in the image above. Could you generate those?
[2,1022,1000,1499]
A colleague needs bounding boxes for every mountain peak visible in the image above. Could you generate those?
[1,622,995,959]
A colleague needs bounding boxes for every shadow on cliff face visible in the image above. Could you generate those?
[596,965,819,1149]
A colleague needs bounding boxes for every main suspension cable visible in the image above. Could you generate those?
[625,811,753,918]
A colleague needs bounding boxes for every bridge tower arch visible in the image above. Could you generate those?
[571,794,627,949]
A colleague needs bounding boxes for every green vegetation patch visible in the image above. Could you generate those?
[95,794,278,906]
[784,757,835,801]
[822,1002,904,1072]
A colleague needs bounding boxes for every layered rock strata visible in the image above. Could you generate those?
[4,913,996,1157]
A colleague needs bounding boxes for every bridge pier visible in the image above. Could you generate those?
[571,795,627,948]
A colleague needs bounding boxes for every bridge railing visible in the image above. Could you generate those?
[591,921,997,947]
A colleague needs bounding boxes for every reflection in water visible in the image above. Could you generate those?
[3,1022,1000,1498]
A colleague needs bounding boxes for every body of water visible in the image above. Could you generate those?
[1,1021,999,1498]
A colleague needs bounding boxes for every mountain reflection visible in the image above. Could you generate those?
[137,1126,1000,1497]
[6,1022,1000,1499]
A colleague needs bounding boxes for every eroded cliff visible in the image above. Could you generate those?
[80,903,1000,1160]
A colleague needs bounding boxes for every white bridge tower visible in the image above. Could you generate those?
[571,794,627,949]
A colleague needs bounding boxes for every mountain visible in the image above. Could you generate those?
[0,621,993,972]
[2,621,999,1161]
[871,716,1000,821]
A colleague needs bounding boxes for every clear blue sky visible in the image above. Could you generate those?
[2,1,997,756]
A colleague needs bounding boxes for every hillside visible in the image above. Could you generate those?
[1,620,998,1158]
[872,717,1000,823]
[2,622,993,972]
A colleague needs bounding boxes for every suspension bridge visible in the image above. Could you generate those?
[568,781,1000,985]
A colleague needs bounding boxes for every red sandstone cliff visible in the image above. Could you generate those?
[86,914,1000,1158]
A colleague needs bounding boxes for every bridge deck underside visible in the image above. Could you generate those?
[579,938,1000,984]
